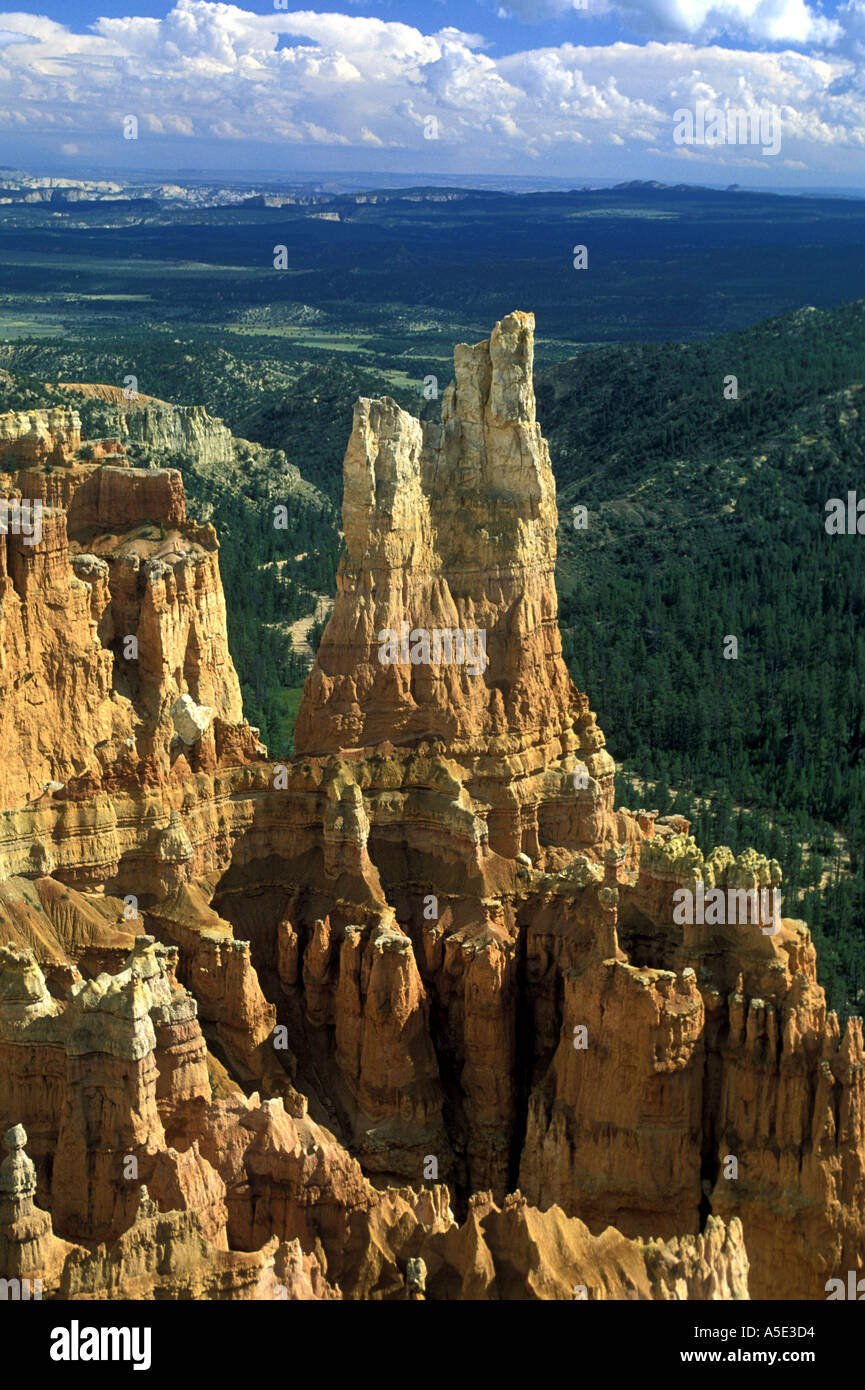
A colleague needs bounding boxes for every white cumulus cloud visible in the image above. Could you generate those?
[0,0,859,176]
[500,0,840,45]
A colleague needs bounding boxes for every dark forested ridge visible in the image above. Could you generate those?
[544,300,865,1019]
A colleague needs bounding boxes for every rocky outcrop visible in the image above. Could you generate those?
[57,1186,339,1301]
[0,314,861,1301]
[294,311,617,865]
[0,501,123,808]
[0,1125,340,1300]
[0,407,81,466]
[0,1123,79,1295]
[421,1192,749,1300]
[0,1117,746,1302]
[57,385,236,469]
[145,885,277,1084]
[0,411,257,805]
[519,955,706,1240]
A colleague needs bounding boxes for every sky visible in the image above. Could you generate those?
[1,0,865,186]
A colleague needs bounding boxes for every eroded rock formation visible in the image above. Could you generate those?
[0,316,861,1299]
[0,411,260,808]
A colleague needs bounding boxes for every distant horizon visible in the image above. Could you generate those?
[1,1,865,189]
[5,165,865,201]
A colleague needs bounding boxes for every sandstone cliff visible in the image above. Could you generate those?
[57,386,236,468]
[0,407,260,806]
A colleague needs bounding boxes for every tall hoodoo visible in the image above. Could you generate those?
[296,311,576,755]
[295,312,619,863]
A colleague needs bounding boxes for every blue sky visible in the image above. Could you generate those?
[1,0,864,186]
[10,0,850,49]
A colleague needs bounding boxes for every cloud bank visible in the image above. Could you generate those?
[501,0,840,46]
[0,1,861,176]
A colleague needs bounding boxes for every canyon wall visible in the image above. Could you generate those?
[0,411,258,806]
[56,386,236,469]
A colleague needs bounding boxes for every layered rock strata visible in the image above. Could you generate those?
[0,411,259,807]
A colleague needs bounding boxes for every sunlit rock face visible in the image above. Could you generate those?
[0,320,861,1300]
[294,311,619,866]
